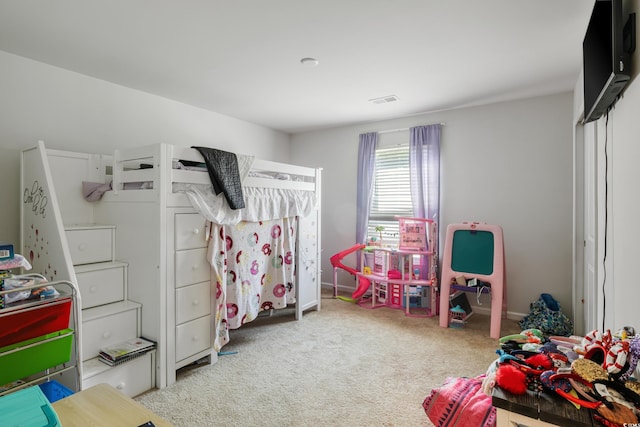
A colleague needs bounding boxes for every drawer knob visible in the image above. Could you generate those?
[102,331,111,339]
[192,264,199,270]
[192,228,200,235]
[192,299,199,306]
[192,336,199,342]
[78,243,87,251]
[90,286,98,293]
[116,382,125,390]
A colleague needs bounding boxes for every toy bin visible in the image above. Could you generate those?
[0,297,72,348]
[449,306,466,328]
[0,385,61,426]
[39,379,74,403]
[0,328,73,385]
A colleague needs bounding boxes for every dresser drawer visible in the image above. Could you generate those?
[176,281,211,324]
[75,261,127,309]
[496,408,558,427]
[175,213,207,251]
[66,226,114,265]
[175,315,211,362]
[82,301,140,360]
[82,351,154,398]
[175,248,210,288]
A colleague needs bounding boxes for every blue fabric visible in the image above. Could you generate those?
[540,293,560,311]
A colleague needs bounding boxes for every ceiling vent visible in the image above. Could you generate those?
[369,95,399,104]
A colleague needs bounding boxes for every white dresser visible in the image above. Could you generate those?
[171,213,214,370]
[94,200,218,388]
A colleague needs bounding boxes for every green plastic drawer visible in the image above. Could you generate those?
[0,329,73,386]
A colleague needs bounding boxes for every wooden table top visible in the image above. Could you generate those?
[492,386,596,427]
[52,383,174,427]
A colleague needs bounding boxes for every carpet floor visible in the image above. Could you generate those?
[135,288,520,426]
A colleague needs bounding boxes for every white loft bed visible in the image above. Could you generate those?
[107,144,318,204]
[94,143,322,387]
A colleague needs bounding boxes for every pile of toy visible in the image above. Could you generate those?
[485,327,640,426]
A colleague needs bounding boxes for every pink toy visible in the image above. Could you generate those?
[332,217,439,317]
[330,244,370,299]
[358,217,439,317]
[438,222,506,339]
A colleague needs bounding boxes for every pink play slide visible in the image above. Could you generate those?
[330,244,371,299]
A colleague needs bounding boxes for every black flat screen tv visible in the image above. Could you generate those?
[583,0,631,123]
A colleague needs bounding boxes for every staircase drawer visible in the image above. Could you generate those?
[82,351,154,398]
[82,301,140,360]
[75,262,127,309]
[66,226,114,265]
[175,248,210,288]
[175,315,211,362]
[175,213,208,250]
[176,281,211,324]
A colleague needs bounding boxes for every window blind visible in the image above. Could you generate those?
[368,144,412,244]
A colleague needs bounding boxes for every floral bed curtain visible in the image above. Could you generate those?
[208,217,296,351]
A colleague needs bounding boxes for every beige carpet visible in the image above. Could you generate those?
[136,289,520,426]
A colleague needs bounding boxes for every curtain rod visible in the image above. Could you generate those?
[377,122,446,134]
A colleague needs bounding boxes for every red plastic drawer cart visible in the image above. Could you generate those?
[0,274,81,397]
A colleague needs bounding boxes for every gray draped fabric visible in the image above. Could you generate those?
[192,146,245,210]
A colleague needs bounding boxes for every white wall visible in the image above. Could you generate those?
[0,50,291,249]
[588,72,640,331]
[0,48,578,322]
[291,93,574,318]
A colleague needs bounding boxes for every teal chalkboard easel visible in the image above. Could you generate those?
[438,222,505,339]
[451,230,495,276]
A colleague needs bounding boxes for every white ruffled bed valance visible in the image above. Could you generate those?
[175,183,317,225]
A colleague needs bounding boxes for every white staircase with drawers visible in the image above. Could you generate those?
[20,144,156,397]
[66,224,155,397]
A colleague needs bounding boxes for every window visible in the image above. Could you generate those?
[367,144,412,246]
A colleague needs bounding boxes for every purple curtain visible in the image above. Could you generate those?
[356,132,378,268]
[410,125,440,280]
[409,124,441,223]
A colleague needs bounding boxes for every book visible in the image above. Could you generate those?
[0,242,14,261]
[99,349,153,366]
[99,337,155,363]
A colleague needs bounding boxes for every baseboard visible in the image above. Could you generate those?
[321,282,526,321]
[470,305,526,322]
[321,281,355,295]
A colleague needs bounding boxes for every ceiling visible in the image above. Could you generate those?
[0,1,595,134]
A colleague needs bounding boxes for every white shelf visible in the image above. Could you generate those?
[358,273,435,286]
[0,279,81,396]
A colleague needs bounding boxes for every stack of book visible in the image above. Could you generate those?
[99,337,155,366]
[0,242,15,262]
